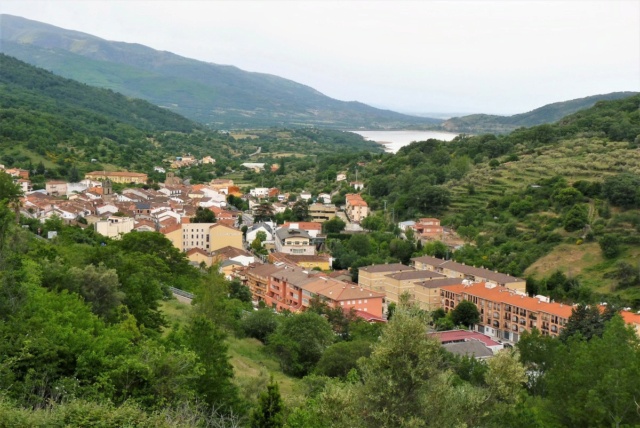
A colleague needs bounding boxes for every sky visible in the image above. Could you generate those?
[1,0,639,115]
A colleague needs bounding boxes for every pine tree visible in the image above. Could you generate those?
[250,377,285,428]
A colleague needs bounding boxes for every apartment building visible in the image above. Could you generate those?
[412,255,526,293]
[345,193,369,223]
[309,203,337,222]
[274,228,315,255]
[441,282,573,342]
[382,270,447,304]
[358,263,414,294]
[85,171,148,184]
[95,216,135,238]
[413,278,467,311]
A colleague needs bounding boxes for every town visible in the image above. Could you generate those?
[5,161,639,358]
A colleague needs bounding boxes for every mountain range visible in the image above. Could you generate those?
[0,14,441,129]
[1,14,636,132]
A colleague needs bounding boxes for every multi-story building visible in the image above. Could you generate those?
[241,263,385,318]
[412,255,526,293]
[274,228,315,255]
[441,282,573,342]
[413,278,466,311]
[345,193,369,223]
[382,270,447,304]
[85,171,148,184]
[95,216,135,238]
[358,263,414,294]
[309,203,338,222]
[413,218,444,240]
[163,221,243,253]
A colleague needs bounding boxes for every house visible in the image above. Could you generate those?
[45,181,68,197]
[241,162,265,172]
[281,222,323,238]
[412,255,526,293]
[345,193,369,223]
[299,191,312,201]
[274,228,315,255]
[441,282,573,343]
[85,170,148,184]
[95,216,135,238]
[202,156,216,164]
[154,166,166,173]
[246,222,275,243]
[413,218,444,240]
[350,181,364,191]
[336,173,347,182]
[250,187,270,199]
[317,193,332,204]
[16,179,32,194]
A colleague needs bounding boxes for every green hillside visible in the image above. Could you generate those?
[0,14,441,129]
[441,92,638,134]
[357,94,640,304]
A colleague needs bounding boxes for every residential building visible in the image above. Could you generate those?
[309,203,337,222]
[382,270,447,304]
[345,193,369,223]
[269,252,331,271]
[246,222,275,243]
[281,222,323,238]
[274,228,315,255]
[441,282,573,342]
[95,216,135,238]
[350,181,364,191]
[46,180,68,196]
[299,191,312,201]
[358,263,414,294]
[208,224,243,252]
[250,187,270,198]
[85,170,148,184]
[413,218,444,240]
[412,255,526,293]
[413,278,466,311]
[336,173,347,182]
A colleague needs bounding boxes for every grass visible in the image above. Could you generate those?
[159,297,302,405]
[525,242,604,280]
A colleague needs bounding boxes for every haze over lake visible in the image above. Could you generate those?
[350,130,460,153]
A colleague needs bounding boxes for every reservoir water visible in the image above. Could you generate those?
[350,130,459,154]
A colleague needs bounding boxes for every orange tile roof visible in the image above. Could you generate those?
[442,282,574,319]
[282,221,322,230]
[302,277,385,301]
[621,310,640,325]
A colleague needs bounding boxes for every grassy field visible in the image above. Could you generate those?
[159,298,302,405]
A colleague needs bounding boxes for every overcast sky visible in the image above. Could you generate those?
[1,0,639,115]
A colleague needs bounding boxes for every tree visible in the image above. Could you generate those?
[184,315,244,415]
[558,303,616,342]
[229,278,252,303]
[603,173,640,208]
[291,200,310,221]
[250,377,285,428]
[191,207,216,223]
[254,202,275,223]
[242,308,280,343]
[451,300,480,327]
[322,217,346,234]
[0,172,23,223]
[599,234,621,259]
[267,312,334,377]
[545,316,640,427]
[315,341,372,378]
[563,204,588,232]
[67,263,124,321]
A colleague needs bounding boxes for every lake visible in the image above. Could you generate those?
[350,130,460,153]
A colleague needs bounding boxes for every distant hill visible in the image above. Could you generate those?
[0,14,441,130]
[441,92,638,134]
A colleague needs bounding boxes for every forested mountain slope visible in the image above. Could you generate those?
[0,14,440,129]
[441,92,638,134]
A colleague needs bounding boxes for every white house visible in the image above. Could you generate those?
[299,191,312,201]
[246,222,275,243]
[250,187,270,198]
[95,216,135,238]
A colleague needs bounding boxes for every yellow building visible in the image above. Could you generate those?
[358,263,414,294]
[382,270,447,304]
[412,255,526,293]
[85,171,148,184]
[413,278,466,311]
